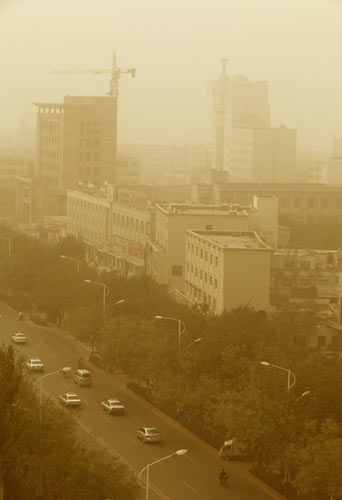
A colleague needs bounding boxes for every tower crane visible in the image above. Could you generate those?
[52,51,136,98]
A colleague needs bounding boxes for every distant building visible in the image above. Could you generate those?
[210,61,296,183]
[115,155,140,185]
[34,96,117,219]
[119,142,212,184]
[271,248,342,306]
[191,182,342,222]
[185,229,271,314]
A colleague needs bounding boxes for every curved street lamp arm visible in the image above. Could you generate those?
[289,370,296,390]
[138,453,175,488]
[33,369,63,387]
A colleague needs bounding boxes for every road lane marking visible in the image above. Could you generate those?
[182,481,198,494]
[184,454,195,464]
[81,398,89,406]
[101,414,112,424]
[125,434,136,445]
[61,383,70,390]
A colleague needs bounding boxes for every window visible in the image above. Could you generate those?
[172,266,182,276]
[283,260,293,270]
[205,252,208,261]
[209,276,212,285]
[195,268,198,277]
[294,198,302,208]
[281,278,292,287]
[206,224,213,230]
[205,273,207,283]
[215,279,218,289]
[308,198,315,208]
[210,254,213,264]
[321,198,329,208]
[201,249,203,258]
[200,270,202,279]
[196,247,198,256]
[300,261,311,270]
[215,256,218,266]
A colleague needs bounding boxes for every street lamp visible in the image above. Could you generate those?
[106,299,125,319]
[0,236,12,256]
[260,361,296,393]
[33,367,72,421]
[60,254,81,274]
[154,315,185,403]
[84,279,110,324]
[138,449,187,500]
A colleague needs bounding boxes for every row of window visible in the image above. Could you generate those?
[80,122,101,134]
[187,264,218,287]
[41,150,59,160]
[79,139,101,149]
[188,243,219,266]
[186,282,217,311]
[41,136,59,146]
[79,152,101,162]
[42,121,60,133]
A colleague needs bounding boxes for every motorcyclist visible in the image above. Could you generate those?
[219,468,228,487]
[18,311,24,321]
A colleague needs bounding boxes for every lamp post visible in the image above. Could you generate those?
[84,279,109,324]
[154,315,185,403]
[260,361,296,393]
[0,236,12,256]
[33,367,72,421]
[60,254,81,274]
[138,449,187,500]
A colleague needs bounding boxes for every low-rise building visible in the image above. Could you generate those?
[185,230,271,314]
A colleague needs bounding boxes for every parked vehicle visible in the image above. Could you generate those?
[73,369,91,387]
[26,359,44,372]
[218,438,249,461]
[59,392,82,408]
[101,399,125,415]
[12,332,27,344]
[136,427,161,444]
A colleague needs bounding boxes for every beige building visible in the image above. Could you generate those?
[147,203,251,291]
[185,229,271,314]
[35,96,117,189]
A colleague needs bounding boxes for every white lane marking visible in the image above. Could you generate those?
[130,413,141,422]
[182,481,198,494]
[184,454,195,464]
[81,398,89,406]
[101,414,112,424]
[125,434,137,445]
[49,353,59,360]
[61,382,70,390]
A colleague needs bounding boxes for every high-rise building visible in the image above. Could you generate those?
[35,95,117,189]
[211,61,297,183]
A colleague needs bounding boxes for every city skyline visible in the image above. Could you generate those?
[0,0,341,153]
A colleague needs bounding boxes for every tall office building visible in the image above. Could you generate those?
[211,61,296,183]
[35,95,117,189]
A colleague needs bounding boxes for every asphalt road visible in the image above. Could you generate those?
[0,302,281,500]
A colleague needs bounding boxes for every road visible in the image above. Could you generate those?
[0,302,282,500]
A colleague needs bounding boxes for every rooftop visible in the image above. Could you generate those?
[189,230,270,250]
[157,203,248,216]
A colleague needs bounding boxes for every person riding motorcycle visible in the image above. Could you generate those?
[219,468,228,487]
[18,311,24,321]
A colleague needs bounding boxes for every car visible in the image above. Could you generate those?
[26,359,44,371]
[59,392,82,408]
[73,369,92,387]
[136,427,161,444]
[101,398,125,415]
[12,332,27,344]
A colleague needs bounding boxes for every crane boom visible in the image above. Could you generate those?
[52,51,136,97]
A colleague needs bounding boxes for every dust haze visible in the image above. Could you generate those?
[0,0,341,152]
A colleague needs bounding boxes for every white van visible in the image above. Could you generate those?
[73,369,92,387]
[218,438,249,461]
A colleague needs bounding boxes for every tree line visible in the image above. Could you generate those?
[0,225,342,499]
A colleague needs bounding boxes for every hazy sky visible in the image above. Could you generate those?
[1,0,341,151]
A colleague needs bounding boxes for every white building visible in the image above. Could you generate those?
[66,186,151,276]
[185,229,271,314]
[211,62,297,183]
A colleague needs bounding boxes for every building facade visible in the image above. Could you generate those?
[185,229,271,314]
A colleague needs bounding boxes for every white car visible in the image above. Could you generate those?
[59,393,82,408]
[12,332,27,344]
[26,359,44,371]
[101,398,125,415]
[136,427,161,444]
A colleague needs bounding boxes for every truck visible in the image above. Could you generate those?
[218,438,249,461]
